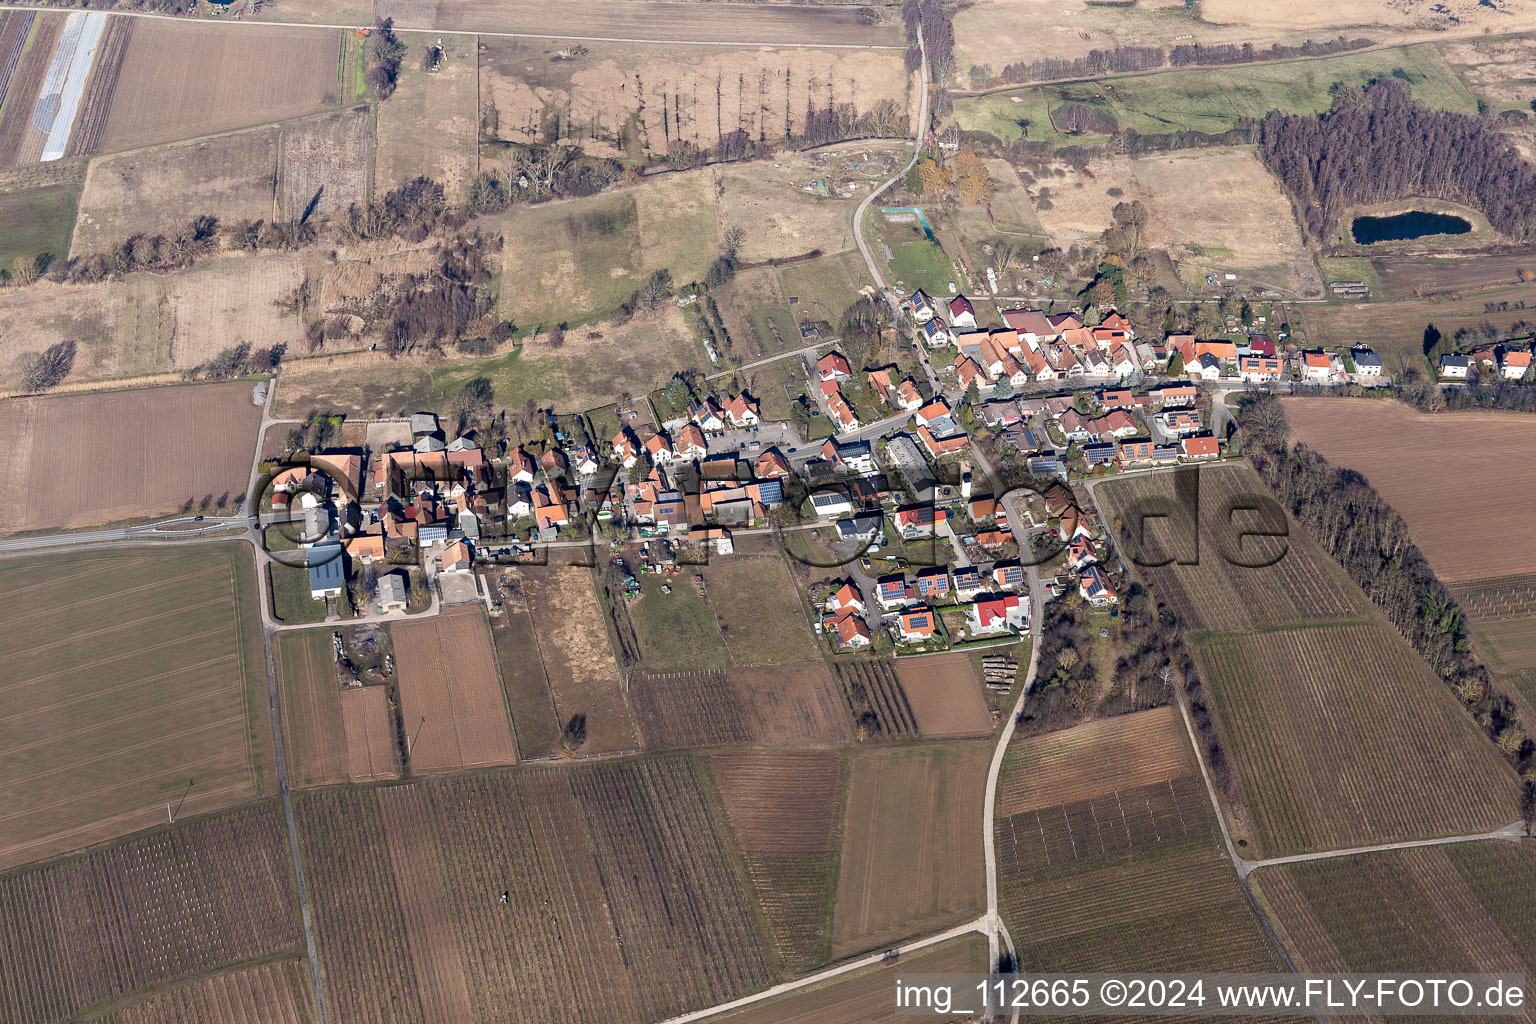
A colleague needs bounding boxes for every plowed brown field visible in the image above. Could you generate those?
[92,960,315,1024]
[0,381,260,535]
[832,742,988,957]
[895,653,992,738]
[95,22,337,152]
[340,685,399,780]
[1283,398,1536,582]
[391,605,517,771]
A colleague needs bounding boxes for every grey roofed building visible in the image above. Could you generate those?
[883,434,936,498]
[712,498,755,524]
[414,435,447,453]
[1352,348,1383,368]
[307,542,346,598]
[457,508,481,539]
[446,435,478,452]
[377,571,407,612]
[410,412,439,436]
[835,512,883,541]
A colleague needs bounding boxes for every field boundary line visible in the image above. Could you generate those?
[654,916,987,1024]
[0,4,904,49]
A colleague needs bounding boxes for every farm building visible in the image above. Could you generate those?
[378,572,407,613]
[307,543,346,599]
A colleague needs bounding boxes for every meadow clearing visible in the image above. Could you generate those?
[957,43,1476,144]
[375,31,477,196]
[480,39,909,160]
[70,126,280,255]
[520,564,639,755]
[1030,149,1323,296]
[498,171,719,328]
[0,544,271,870]
[0,382,260,533]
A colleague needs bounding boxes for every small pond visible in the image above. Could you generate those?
[1350,210,1472,245]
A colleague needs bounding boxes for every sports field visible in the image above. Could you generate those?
[0,544,271,870]
[996,708,1280,975]
[1254,841,1536,978]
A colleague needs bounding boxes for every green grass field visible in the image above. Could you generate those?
[427,345,573,413]
[499,171,719,328]
[0,183,81,271]
[264,526,351,625]
[629,573,731,670]
[776,250,871,329]
[959,44,1478,143]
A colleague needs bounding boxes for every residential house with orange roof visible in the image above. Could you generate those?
[955,355,986,390]
[755,448,791,479]
[611,428,640,469]
[1502,348,1532,380]
[868,367,896,406]
[1079,564,1118,605]
[898,606,937,642]
[675,423,708,460]
[825,388,860,432]
[1181,434,1220,460]
[688,397,726,432]
[834,610,873,648]
[509,447,537,484]
[1300,351,1335,380]
[817,351,852,383]
[918,424,969,458]
[723,393,760,427]
[645,430,675,464]
[438,540,473,573]
[828,580,865,615]
[896,377,924,411]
